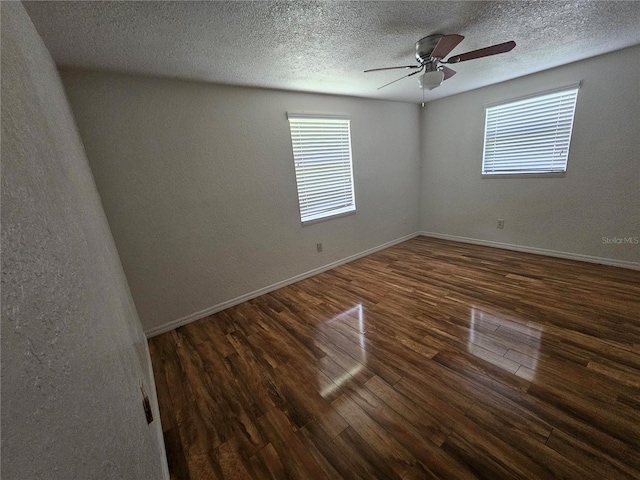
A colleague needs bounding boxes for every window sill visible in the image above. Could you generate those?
[481,172,566,179]
[301,209,356,226]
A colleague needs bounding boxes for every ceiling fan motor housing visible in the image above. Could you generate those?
[415,34,444,63]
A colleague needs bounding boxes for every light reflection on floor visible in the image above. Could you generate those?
[468,307,541,380]
[319,304,366,398]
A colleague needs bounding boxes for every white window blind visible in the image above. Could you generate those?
[482,86,579,175]
[288,114,356,223]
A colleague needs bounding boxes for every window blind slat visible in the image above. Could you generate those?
[298,187,351,198]
[486,101,576,119]
[485,135,572,146]
[484,144,571,157]
[482,88,579,174]
[295,178,353,189]
[288,116,356,222]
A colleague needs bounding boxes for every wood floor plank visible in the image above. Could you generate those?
[297,420,367,480]
[217,436,259,480]
[362,376,451,446]
[333,426,403,480]
[257,408,330,480]
[526,380,640,448]
[545,428,640,480]
[442,430,538,480]
[587,358,640,388]
[149,237,640,480]
[462,405,593,479]
[402,462,440,480]
[331,393,415,478]
[464,398,552,445]
[340,378,478,480]
[249,443,285,480]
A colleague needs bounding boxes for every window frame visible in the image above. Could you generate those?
[481,84,581,177]
[287,113,356,225]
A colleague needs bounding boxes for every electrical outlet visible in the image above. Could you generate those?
[316,243,323,252]
[497,219,505,229]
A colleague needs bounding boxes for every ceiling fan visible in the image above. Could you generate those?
[365,34,516,91]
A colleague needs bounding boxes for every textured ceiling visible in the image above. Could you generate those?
[24,1,640,104]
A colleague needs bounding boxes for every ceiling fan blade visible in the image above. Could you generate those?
[447,40,516,63]
[377,67,424,90]
[431,34,464,59]
[365,65,421,73]
[441,65,457,80]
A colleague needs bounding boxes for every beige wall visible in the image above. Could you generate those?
[59,46,638,337]
[1,3,168,478]
[60,72,421,335]
[419,45,640,267]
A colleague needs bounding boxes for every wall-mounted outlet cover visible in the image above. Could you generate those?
[497,219,505,229]
[316,243,323,252]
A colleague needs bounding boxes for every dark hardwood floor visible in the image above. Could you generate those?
[149,236,640,479]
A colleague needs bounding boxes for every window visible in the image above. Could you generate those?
[482,86,580,175]
[287,114,356,223]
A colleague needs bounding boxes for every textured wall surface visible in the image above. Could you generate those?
[60,71,421,334]
[1,3,168,479]
[419,45,640,265]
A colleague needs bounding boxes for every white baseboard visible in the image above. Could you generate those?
[419,231,640,271]
[145,230,638,337]
[145,232,420,338]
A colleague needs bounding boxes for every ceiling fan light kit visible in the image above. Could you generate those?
[365,33,516,98]
[419,70,445,90]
